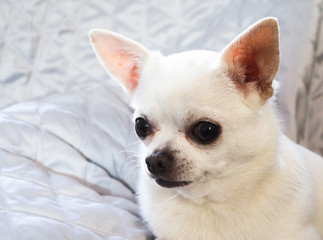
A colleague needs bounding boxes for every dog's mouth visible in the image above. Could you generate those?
[155,178,191,188]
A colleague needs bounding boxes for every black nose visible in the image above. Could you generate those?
[145,151,173,176]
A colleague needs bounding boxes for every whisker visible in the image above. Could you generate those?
[155,192,179,207]
[128,140,142,146]
[124,158,140,170]
[126,155,139,161]
[125,163,142,178]
[120,149,138,154]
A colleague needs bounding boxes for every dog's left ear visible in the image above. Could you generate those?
[89,30,149,95]
[221,17,280,101]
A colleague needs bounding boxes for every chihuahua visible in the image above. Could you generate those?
[90,18,323,240]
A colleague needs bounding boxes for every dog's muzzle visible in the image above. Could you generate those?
[145,150,191,188]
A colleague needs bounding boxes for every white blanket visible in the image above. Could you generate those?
[0,81,150,239]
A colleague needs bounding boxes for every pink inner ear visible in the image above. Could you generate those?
[105,51,141,92]
[222,18,279,100]
[129,65,140,90]
[232,45,260,85]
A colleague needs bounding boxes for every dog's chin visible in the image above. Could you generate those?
[155,177,191,188]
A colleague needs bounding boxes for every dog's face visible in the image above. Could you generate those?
[131,50,259,189]
[90,18,280,197]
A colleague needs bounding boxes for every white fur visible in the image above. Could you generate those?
[135,50,323,240]
[90,18,323,240]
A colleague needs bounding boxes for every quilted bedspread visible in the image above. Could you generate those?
[0,0,322,239]
[0,82,151,239]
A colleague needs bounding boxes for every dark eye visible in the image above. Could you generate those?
[135,117,151,138]
[192,121,221,144]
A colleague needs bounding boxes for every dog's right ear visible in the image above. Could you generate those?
[89,30,149,95]
[221,18,280,102]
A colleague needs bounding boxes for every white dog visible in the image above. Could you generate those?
[90,18,323,240]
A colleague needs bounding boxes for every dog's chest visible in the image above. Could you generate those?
[141,193,263,239]
[139,184,268,239]
[138,180,306,240]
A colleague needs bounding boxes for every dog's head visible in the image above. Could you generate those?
[90,18,280,199]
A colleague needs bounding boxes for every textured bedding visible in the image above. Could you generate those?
[0,0,322,239]
[0,82,150,239]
